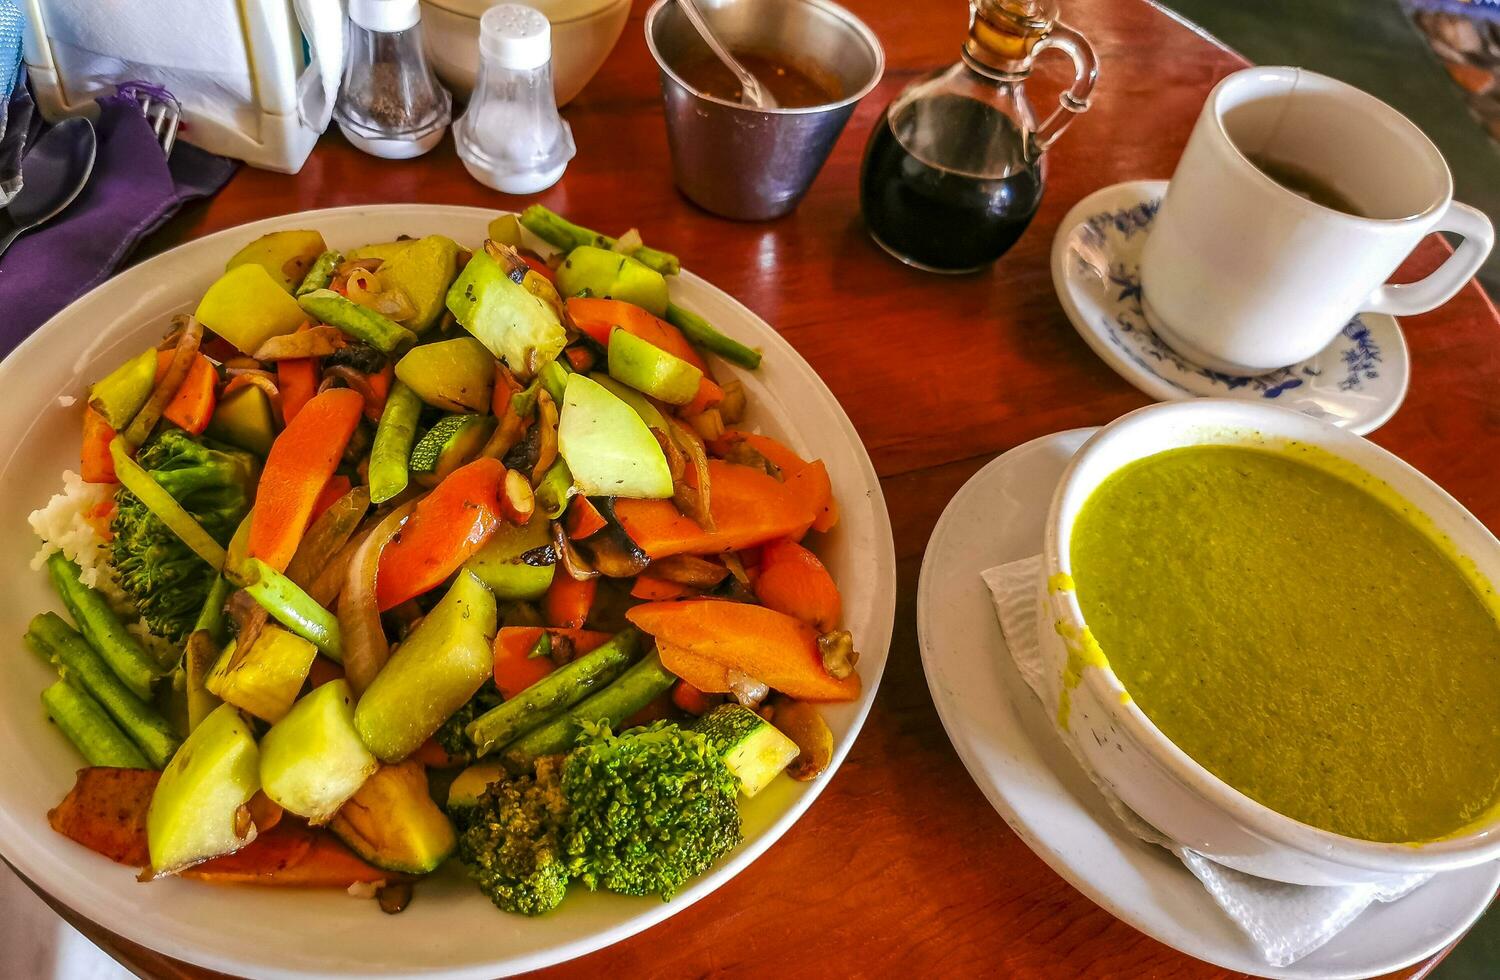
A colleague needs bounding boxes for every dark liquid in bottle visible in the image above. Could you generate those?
[860,94,1044,273]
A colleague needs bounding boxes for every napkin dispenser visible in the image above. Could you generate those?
[18,0,343,173]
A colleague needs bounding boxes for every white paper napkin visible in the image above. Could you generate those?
[981,555,1432,968]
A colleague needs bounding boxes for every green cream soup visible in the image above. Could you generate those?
[1070,445,1500,843]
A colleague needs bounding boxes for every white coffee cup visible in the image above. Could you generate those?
[1140,66,1494,375]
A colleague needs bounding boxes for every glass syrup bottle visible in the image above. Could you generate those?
[859,0,1098,273]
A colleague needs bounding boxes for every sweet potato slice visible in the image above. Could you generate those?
[628,601,859,702]
[614,461,815,558]
[185,821,392,887]
[48,767,160,866]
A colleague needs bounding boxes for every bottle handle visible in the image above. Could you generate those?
[1032,22,1099,151]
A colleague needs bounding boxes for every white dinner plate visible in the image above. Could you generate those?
[0,205,896,979]
[916,429,1499,979]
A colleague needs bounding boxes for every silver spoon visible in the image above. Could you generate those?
[676,0,779,109]
[0,117,97,260]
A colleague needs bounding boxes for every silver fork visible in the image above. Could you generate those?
[117,82,181,157]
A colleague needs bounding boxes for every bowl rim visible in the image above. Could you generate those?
[1043,398,1500,873]
[643,0,886,116]
[421,0,627,27]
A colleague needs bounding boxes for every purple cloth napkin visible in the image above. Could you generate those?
[0,87,237,357]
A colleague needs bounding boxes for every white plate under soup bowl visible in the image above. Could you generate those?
[1039,398,1500,886]
[0,204,894,978]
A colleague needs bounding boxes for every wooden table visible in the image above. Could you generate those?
[38,0,1500,975]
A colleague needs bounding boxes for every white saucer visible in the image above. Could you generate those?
[915,429,1500,979]
[1051,181,1409,436]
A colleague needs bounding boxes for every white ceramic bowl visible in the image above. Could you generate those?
[0,205,895,977]
[1039,399,1500,886]
[423,0,631,104]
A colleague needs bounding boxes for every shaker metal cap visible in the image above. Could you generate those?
[479,4,554,71]
[349,0,421,33]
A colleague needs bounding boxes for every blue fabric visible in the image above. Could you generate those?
[0,0,22,100]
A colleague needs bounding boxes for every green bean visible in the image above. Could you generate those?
[369,380,422,503]
[518,205,681,276]
[41,681,151,769]
[240,557,343,662]
[665,304,762,370]
[467,628,641,756]
[500,650,675,771]
[46,553,164,697]
[295,249,343,297]
[194,575,234,643]
[27,612,180,768]
[298,289,416,353]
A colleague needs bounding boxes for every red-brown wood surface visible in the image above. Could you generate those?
[26,0,1500,976]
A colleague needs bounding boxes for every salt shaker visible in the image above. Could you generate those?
[455,4,576,194]
[335,0,453,159]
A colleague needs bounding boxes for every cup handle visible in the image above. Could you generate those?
[1363,201,1494,317]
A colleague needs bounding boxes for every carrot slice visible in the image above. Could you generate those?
[656,640,730,693]
[628,600,859,702]
[493,626,610,698]
[376,457,507,609]
[754,538,842,632]
[47,767,160,867]
[683,377,724,417]
[310,474,352,525]
[671,679,719,716]
[630,576,697,601]
[564,297,708,372]
[613,461,815,558]
[543,574,597,629]
[155,351,218,435]
[278,358,319,425]
[564,496,608,540]
[81,406,118,483]
[791,459,838,534]
[250,387,365,572]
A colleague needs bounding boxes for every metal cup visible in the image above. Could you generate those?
[645,0,885,221]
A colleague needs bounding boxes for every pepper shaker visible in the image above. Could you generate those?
[335,0,453,159]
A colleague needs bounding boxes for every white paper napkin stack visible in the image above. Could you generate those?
[981,555,1432,968]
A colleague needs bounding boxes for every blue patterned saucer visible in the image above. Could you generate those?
[1050,180,1408,435]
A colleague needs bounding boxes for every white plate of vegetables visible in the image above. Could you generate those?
[0,205,895,978]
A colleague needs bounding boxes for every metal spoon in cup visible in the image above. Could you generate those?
[675,0,779,109]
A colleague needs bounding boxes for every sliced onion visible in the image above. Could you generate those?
[667,416,714,532]
[552,520,599,582]
[222,356,264,372]
[222,372,284,421]
[611,228,643,255]
[123,314,202,447]
[307,524,372,607]
[336,258,385,276]
[338,499,418,696]
[286,487,370,590]
[722,552,751,586]
[319,364,380,404]
[726,669,769,708]
[530,390,558,486]
[253,326,346,361]
[226,589,269,664]
[346,268,417,322]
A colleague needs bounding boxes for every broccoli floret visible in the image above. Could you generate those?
[459,756,571,916]
[562,721,742,900]
[111,429,256,641]
[458,722,743,915]
[435,679,503,760]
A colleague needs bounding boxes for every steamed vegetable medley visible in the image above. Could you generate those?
[27,207,860,916]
